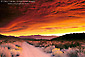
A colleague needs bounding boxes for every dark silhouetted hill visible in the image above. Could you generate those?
[0,34,47,41]
[0,34,21,40]
[51,33,85,41]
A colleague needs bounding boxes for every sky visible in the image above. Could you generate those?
[0,0,85,36]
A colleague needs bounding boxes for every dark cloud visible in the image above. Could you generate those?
[11,27,27,31]
[44,26,80,30]
[71,27,78,28]
[67,16,82,18]
[70,8,85,11]
[81,1,85,3]
[0,26,28,32]
[82,26,85,27]
[77,12,85,15]
[45,28,55,30]
[45,27,65,30]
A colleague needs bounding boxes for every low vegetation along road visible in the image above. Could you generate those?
[20,42,51,57]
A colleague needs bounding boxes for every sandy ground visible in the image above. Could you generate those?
[20,42,51,57]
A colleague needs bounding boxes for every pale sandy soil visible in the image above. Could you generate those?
[20,42,51,57]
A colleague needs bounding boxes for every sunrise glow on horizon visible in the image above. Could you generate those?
[0,31,85,37]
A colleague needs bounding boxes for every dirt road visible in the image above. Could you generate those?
[20,42,51,57]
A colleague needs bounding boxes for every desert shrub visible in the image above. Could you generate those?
[40,45,44,47]
[67,52,78,57]
[62,43,71,49]
[4,40,8,43]
[70,44,76,47]
[45,45,49,48]
[63,45,69,49]
[0,42,2,44]
[60,41,64,43]
[55,45,60,48]
[52,43,55,45]
[69,42,80,48]
[8,47,11,49]
[34,44,40,47]
[13,41,16,42]
[75,42,80,46]
[44,47,52,53]
[55,44,64,50]
[26,42,33,45]
[12,55,14,57]
[44,46,55,53]
[15,45,20,47]
[16,54,19,56]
